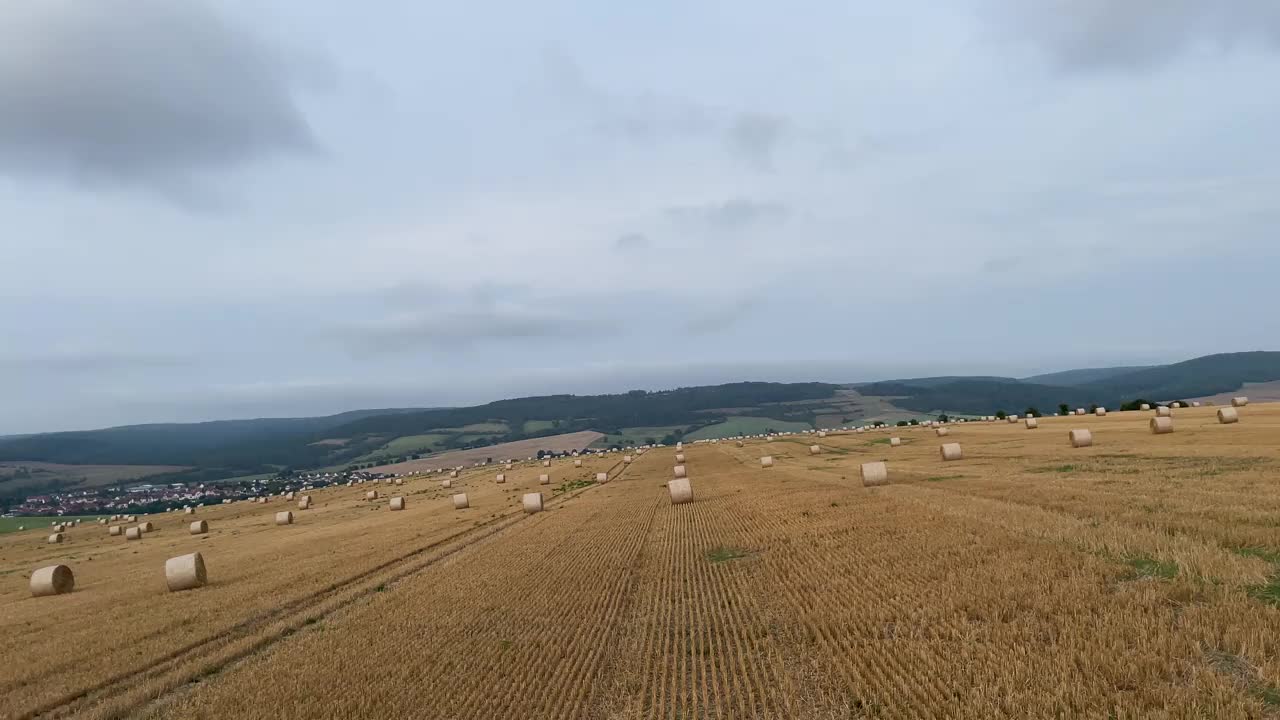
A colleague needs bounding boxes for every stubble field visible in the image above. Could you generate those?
[4,404,1280,719]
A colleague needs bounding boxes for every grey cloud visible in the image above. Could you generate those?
[991,0,1280,70]
[0,350,192,373]
[0,0,320,194]
[666,199,790,231]
[545,51,793,167]
[729,113,789,170]
[614,232,650,251]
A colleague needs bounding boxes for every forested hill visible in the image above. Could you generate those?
[0,382,840,471]
[857,351,1280,416]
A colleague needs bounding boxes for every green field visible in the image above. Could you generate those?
[521,420,560,434]
[593,426,688,448]
[684,416,813,440]
[352,433,451,462]
[0,515,110,535]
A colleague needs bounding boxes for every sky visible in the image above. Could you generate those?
[2,0,1279,434]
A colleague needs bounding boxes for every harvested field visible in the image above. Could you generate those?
[360,431,603,475]
[5,405,1280,718]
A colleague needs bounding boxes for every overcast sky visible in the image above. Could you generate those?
[2,0,1279,434]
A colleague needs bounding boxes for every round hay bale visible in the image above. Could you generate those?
[47,533,64,544]
[125,526,143,540]
[285,492,295,500]
[1191,401,1201,407]
[389,496,405,511]
[1007,416,1018,423]
[495,474,506,484]
[1218,407,1240,424]
[189,520,209,535]
[760,456,774,468]
[809,445,821,455]
[1156,406,1172,417]
[275,511,294,526]
[183,507,195,515]
[668,478,693,504]
[449,470,459,478]
[736,440,745,447]
[522,493,543,513]
[543,460,551,468]
[860,461,889,487]
[1140,404,1151,411]
[30,564,75,597]
[1069,429,1093,448]
[1025,418,1039,429]
[935,427,950,437]
[595,472,608,482]
[99,518,108,525]
[1233,397,1249,407]
[297,495,312,510]
[889,437,901,447]
[1170,402,1182,409]
[940,443,963,462]
[452,493,469,510]
[623,455,633,464]
[108,525,122,536]
[538,473,550,485]
[573,460,582,468]
[675,453,686,463]
[394,478,403,486]
[366,490,379,500]
[165,552,206,592]
[673,465,687,478]
[1075,409,1086,416]
[1095,408,1107,417]
[1150,417,1174,434]
[138,521,154,533]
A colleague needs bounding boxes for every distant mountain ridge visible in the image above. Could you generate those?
[858,351,1280,416]
[1,352,1275,505]
[1020,366,1156,387]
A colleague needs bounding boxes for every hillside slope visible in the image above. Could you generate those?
[858,351,1280,416]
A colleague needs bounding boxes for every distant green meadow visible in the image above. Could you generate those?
[0,516,111,534]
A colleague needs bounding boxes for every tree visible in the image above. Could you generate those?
[1089,403,1099,413]
[1025,407,1041,418]
[896,420,910,426]
[996,410,1007,420]
[1058,403,1070,416]
[937,413,949,423]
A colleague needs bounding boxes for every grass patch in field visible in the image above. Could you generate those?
[553,479,596,495]
[1029,464,1079,474]
[521,419,559,434]
[1123,555,1179,580]
[923,475,964,482]
[868,438,896,446]
[1234,547,1280,564]
[706,546,750,564]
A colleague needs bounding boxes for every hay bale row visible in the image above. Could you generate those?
[30,565,75,597]
[522,493,543,513]
[668,478,693,504]
[861,461,888,487]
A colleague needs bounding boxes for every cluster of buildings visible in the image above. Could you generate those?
[5,470,394,518]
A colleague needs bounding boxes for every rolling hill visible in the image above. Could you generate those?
[2,351,1275,505]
